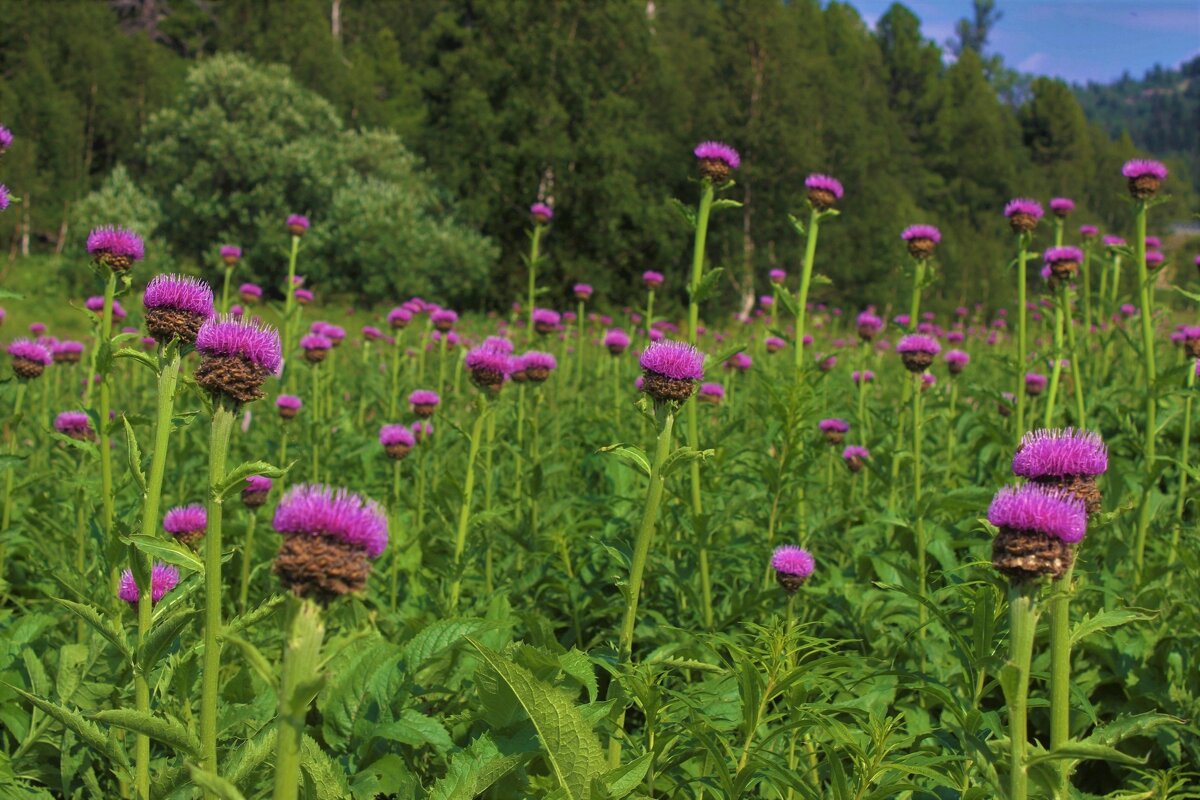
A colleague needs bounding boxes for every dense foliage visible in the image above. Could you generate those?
[0,0,1194,310]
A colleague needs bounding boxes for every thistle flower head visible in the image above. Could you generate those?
[643,271,664,288]
[574,283,593,300]
[301,333,332,352]
[771,545,815,592]
[1145,236,1161,249]
[641,340,703,381]
[769,268,787,285]
[54,411,94,440]
[896,334,940,355]
[240,283,262,299]
[195,316,282,374]
[8,339,51,379]
[387,307,412,329]
[530,202,554,224]
[465,345,515,391]
[604,328,631,353]
[901,224,941,259]
[0,184,9,212]
[1044,246,1083,266]
[0,125,12,152]
[1004,198,1043,233]
[765,336,787,353]
[482,336,514,354]
[988,483,1086,544]
[430,309,458,332]
[694,140,740,181]
[408,389,440,416]
[164,504,206,534]
[852,369,874,384]
[856,311,884,340]
[1079,224,1098,237]
[726,352,753,372]
[118,563,180,605]
[1122,159,1168,180]
[804,173,844,211]
[698,382,724,403]
[1026,372,1048,394]
[944,349,970,374]
[520,351,557,383]
[143,274,216,343]
[380,423,416,452]
[842,445,870,462]
[242,475,272,508]
[294,288,313,304]
[1013,428,1107,478]
[532,308,561,332]
[273,484,387,558]
[1049,197,1075,217]
[286,214,310,235]
[1145,250,1165,269]
[411,420,433,442]
[1103,235,1126,249]
[87,226,145,270]
[819,418,849,433]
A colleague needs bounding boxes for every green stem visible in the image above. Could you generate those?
[1044,284,1066,427]
[575,300,586,391]
[98,272,117,577]
[527,225,544,342]
[687,181,715,630]
[1016,236,1029,441]
[272,599,324,800]
[947,379,958,487]
[201,401,237,785]
[793,209,820,374]
[483,411,496,596]
[1065,289,1086,427]
[1048,564,1076,799]
[609,407,675,768]
[913,374,926,643]
[310,364,320,483]
[1133,203,1157,581]
[239,511,258,615]
[448,398,488,612]
[132,349,182,799]
[1082,243,1094,339]
[1007,583,1039,800]
[282,235,300,383]
[1169,361,1195,577]
[388,334,402,419]
[221,266,233,315]
[0,383,28,577]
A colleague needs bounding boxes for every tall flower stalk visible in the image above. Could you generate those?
[897,334,940,640]
[281,215,308,379]
[608,339,704,767]
[1005,199,1043,440]
[1124,160,1169,579]
[272,599,324,800]
[1,343,46,573]
[1169,360,1196,576]
[526,203,552,341]
[449,396,489,613]
[192,315,282,782]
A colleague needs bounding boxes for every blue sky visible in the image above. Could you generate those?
[847,0,1200,84]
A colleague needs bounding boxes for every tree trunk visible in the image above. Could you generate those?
[20,194,30,257]
[331,0,342,42]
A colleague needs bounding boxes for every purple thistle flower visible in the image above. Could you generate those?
[0,125,12,152]
[143,274,216,317]
[1049,197,1075,217]
[639,340,705,402]
[431,309,458,331]
[387,307,412,329]
[195,316,282,375]
[8,339,52,366]
[246,475,272,493]
[294,288,314,304]
[323,325,345,344]
[220,245,242,263]
[945,349,970,375]
[54,411,93,439]
[771,545,815,592]
[87,226,145,271]
[901,224,941,260]
[530,202,554,224]
[946,330,965,343]
[1122,159,1168,180]
[380,424,416,449]
[856,311,884,340]
[894,313,911,328]
[765,336,787,353]
[1044,246,1083,266]
[852,369,874,384]
[988,483,1087,544]
[726,352,753,372]
[805,174,844,210]
[842,444,870,462]
[272,484,388,558]
[118,563,181,605]
[896,334,941,355]
[698,382,724,403]
[643,271,664,289]
[1145,250,1165,269]
[819,418,850,433]
[465,345,515,391]
[1103,235,1126,249]
[604,328,630,354]
[481,336,514,354]
[1013,428,1107,478]
[0,184,9,212]
[769,268,787,285]
[411,420,433,442]
[408,390,440,416]
[532,308,561,332]
[361,325,382,341]
[164,504,206,534]
[1079,224,1098,237]
[286,214,310,235]
[694,140,740,181]
[1145,236,1161,249]
[574,283,593,300]
[239,283,262,299]
[277,395,302,416]
[301,334,332,351]
[520,351,557,373]
[1004,198,1044,220]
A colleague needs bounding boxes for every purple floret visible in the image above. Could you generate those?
[693,140,741,169]
[532,308,561,326]
[896,334,941,355]
[604,329,630,349]
[0,184,9,212]
[86,226,145,261]
[640,340,704,381]
[220,245,242,260]
[1079,225,1098,237]
[901,224,941,243]
[240,283,262,298]
[286,214,310,231]
[388,307,412,326]
[276,395,302,410]
[805,174,844,199]
[465,346,515,375]
[1145,251,1164,267]
[520,351,557,371]
[769,269,787,283]
[54,411,92,436]
[771,545,815,578]
[118,563,180,605]
[272,484,388,558]
[530,202,554,222]
[1049,197,1075,215]
[195,316,283,374]
[246,475,273,493]
[409,389,440,407]
[643,271,664,287]
[431,309,458,326]
[300,334,331,351]
[988,484,1087,543]
[0,126,12,151]
[1044,246,1083,265]
[842,445,870,461]
[1122,159,1168,180]
[380,424,415,448]
[163,504,206,534]
[7,339,52,365]
[945,349,970,367]
[1013,428,1107,478]
[1004,198,1044,220]
[574,283,593,298]
[699,382,724,399]
[143,274,216,316]
[818,418,850,433]
[481,336,514,355]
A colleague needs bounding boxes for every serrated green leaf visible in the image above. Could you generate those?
[428,734,532,800]
[688,267,725,304]
[222,725,277,788]
[113,348,158,374]
[661,447,715,479]
[300,734,352,799]
[468,638,607,800]
[91,709,200,758]
[55,599,131,659]
[214,460,287,501]
[8,686,129,771]
[121,416,147,494]
[1070,607,1151,646]
[220,633,277,692]
[597,444,650,478]
[372,710,454,754]
[1026,742,1144,767]
[400,617,493,672]
[128,534,203,574]
[1084,712,1182,747]
[597,753,651,799]
[139,605,197,670]
[668,198,697,231]
[186,763,247,800]
[710,198,743,211]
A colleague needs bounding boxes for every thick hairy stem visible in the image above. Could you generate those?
[448,399,488,612]
[1007,584,1039,800]
[1133,204,1157,580]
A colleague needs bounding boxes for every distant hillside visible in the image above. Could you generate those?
[1075,56,1200,193]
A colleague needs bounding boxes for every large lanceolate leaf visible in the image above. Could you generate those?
[399,617,493,672]
[427,734,531,800]
[91,709,200,758]
[467,639,607,800]
[317,638,404,749]
[9,687,130,773]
